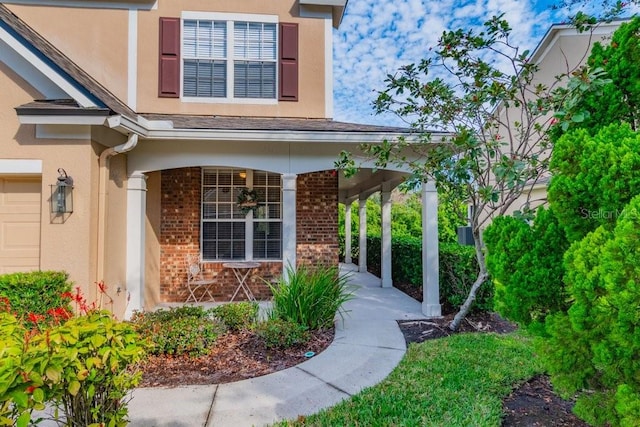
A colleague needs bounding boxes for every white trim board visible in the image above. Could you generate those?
[0,159,42,174]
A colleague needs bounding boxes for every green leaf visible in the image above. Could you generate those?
[45,367,61,383]
[17,411,30,427]
[67,380,80,396]
[32,387,44,403]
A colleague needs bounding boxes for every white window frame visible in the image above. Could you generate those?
[181,12,279,105]
[201,168,282,262]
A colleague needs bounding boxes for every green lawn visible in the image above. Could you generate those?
[275,331,543,427]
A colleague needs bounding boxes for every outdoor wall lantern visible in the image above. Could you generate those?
[50,168,73,214]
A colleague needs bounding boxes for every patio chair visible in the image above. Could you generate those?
[185,254,216,302]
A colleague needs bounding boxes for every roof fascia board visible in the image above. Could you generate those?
[103,114,430,143]
[0,22,98,107]
[1,0,158,10]
[529,20,625,65]
[299,0,347,28]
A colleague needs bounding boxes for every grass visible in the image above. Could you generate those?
[274,331,544,427]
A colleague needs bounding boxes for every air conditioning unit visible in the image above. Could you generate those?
[457,226,474,246]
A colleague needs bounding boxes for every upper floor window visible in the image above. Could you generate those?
[183,19,277,99]
[159,15,299,102]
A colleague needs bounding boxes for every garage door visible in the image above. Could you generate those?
[0,177,41,274]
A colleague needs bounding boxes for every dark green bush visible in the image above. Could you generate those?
[542,195,640,426]
[130,306,224,357]
[212,301,259,331]
[254,318,311,349]
[0,271,73,326]
[269,264,353,330]
[341,234,491,313]
[549,123,640,242]
[484,207,569,332]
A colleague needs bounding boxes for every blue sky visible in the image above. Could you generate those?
[331,0,585,126]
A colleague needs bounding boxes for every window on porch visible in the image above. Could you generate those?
[201,168,282,261]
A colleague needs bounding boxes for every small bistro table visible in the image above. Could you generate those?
[223,261,261,302]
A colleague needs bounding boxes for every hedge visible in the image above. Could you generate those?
[0,271,73,325]
[339,234,493,313]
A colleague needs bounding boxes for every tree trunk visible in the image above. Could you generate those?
[449,229,489,331]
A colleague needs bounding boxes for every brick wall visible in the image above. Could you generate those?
[159,168,339,303]
[296,170,339,267]
[159,167,278,302]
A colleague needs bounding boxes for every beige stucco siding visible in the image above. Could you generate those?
[0,56,120,311]
[7,4,129,105]
[8,0,328,119]
[136,0,327,117]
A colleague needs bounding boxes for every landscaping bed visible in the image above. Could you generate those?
[138,327,334,387]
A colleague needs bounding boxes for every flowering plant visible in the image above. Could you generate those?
[0,282,147,427]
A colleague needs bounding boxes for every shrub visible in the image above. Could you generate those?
[344,234,492,314]
[254,318,311,349]
[542,195,640,426]
[212,301,259,331]
[0,310,147,427]
[130,306,224,357]
[549,123,640,242]
[269,265,353,330]
[484,207,569,332]
[0,271,73,327]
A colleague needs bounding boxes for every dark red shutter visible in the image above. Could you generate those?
[279,23,298,101]
[158,17,180,98]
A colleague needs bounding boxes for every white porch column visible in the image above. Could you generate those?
[124,173,147,320]
[358,194,367,273]
[282,174,297,274]
[344,202,353,265]
[422,181,442,317]
[381,183,392,288]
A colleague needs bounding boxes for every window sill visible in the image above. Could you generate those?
[181,96,278,105]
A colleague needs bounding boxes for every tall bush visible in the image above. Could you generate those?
[269,265,353,330]
[549,123,640,242]
[484,207,569,332]
[542,195,640,426]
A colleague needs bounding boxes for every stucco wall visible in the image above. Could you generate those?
[7,0,329,118]
[0,61,100,302]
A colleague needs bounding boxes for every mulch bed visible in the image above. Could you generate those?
[138,328,334,388]
[138,284,588,426]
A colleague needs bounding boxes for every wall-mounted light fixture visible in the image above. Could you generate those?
[50,168,73,214]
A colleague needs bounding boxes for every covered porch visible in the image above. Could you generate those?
[113,116,441,319]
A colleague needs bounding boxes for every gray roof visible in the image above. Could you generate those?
[141,113,410,133]
[15,100,111,116]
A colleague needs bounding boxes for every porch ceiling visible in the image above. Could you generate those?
[338,169,407,204]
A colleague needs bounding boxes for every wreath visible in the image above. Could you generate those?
[237,188,260,214]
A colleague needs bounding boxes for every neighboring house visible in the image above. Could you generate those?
[495,19,624,220]
[0,0,443,319]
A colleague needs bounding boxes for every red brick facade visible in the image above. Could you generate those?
[296,170,339,267]
[158,168,338,302]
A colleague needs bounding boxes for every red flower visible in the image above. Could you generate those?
[97,281,107,294]
[26,386,36,394]
[27,313,44,324]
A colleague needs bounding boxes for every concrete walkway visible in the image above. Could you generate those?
[129,264,425,426]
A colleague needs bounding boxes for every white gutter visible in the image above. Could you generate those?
[96,133,139,285]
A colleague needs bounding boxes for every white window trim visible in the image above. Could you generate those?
[181,11,279,104]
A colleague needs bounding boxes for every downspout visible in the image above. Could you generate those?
[96,133,139,286]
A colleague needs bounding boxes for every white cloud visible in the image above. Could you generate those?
[332,0,564,126]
